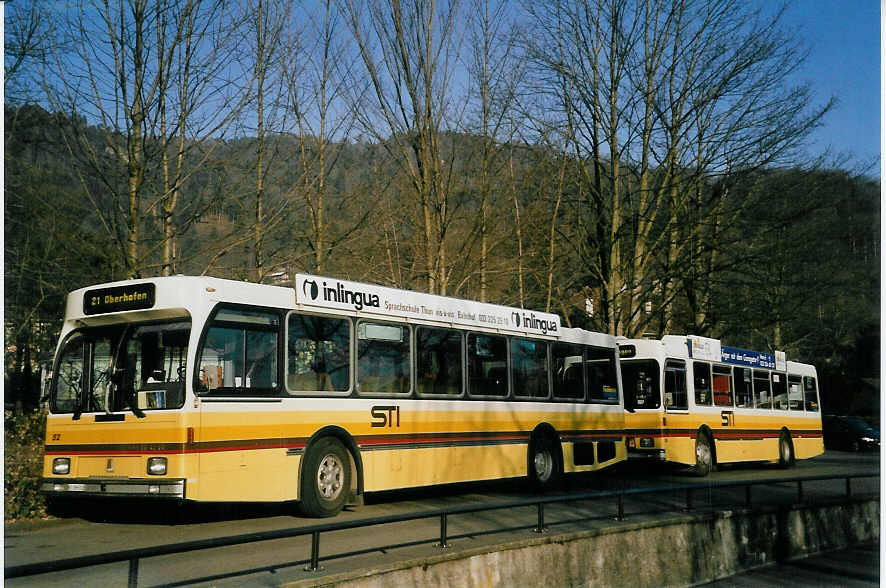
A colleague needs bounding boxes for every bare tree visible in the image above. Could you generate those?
[243,0,290,281]
[343,0,464,295]
[280,0,364,276]
[526,0,831,336]
[151,0,247,275]
[463,0,523,301]
[45,0,247,278]
[5,1,53,106]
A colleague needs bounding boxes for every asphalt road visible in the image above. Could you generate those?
[5,450,880,587]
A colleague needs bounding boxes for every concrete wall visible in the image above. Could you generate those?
[283,497,879,588]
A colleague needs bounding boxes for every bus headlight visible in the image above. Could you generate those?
[52,457,71,475]
[147,457,167,476]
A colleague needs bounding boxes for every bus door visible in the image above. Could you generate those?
[731,367,756,460]
[663,359,689,463]
[196,307,285,501]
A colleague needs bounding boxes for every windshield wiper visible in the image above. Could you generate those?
[111,327,146,419]
[72,389,83,421]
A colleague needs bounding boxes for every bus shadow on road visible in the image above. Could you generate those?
[46,496,295,525]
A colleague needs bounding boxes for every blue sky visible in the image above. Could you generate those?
[781,0,880,173]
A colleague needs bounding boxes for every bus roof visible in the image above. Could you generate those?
[64,274,591,341]
[620,334,792,371]
[66,276,294,325]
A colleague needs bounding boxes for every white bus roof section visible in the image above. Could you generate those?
[786,361,817,377]
[295,274,562,338]
[65,276,295,324]
[625,335,789,371]
[559,327,618,349]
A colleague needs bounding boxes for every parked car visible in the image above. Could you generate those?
[823,415,880,452]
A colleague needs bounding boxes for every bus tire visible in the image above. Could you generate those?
[529,435,561,491]
[300,437,351,518]
[694,430,714,477]
[778,431,795,468]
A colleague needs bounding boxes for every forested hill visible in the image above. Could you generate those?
[4,104,880,415]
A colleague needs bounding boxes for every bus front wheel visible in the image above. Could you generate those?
[694,431,714,477]
[300,437,351,517]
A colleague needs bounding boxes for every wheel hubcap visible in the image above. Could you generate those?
[697,440,711,466]
[317,454,344,500]
[534,449,553,481]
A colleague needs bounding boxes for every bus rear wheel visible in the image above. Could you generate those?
[300,437,351,518]
[529,436,561,490]
[694,431,714,477]
[778,431,795,468]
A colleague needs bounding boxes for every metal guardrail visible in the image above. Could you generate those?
[6,471,879,587]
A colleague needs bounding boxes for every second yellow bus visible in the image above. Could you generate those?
[619,335,823,475]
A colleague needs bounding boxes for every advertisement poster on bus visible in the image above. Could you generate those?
[294,274,561,338]
[720,346,785,370]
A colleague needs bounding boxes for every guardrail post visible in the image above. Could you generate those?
[436,513,450,548]
[304,530,323,572]
[745,484,752,507]
[615,493,624,521]
[534,503,546,533]
[128,558,139,588]
[797,480,804,503]
[846,477,852,497]
[685,488,693,511]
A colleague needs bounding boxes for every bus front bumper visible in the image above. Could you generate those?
[41,477,185,498]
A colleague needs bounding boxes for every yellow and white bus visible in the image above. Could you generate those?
[619,335,823,475]
[42,275,625,516]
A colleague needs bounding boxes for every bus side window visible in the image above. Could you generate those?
[511,338,550,399]
[468,333,508,397]
[587,346,619,403]
[416,327,462,396]
[771,372,788,410]
[788,374,803,411]
[753,370,771,409]
[803,376,820,412]
[287,313,351,394]
[734,368,753,408]
[713,365,733,407]
[357,321,410,395]
[552,343,584,400]
[693,362,712,406]
[664,360,687,409]
[197,308,280,395]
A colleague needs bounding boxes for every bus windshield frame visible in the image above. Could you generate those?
[50,319,191,416]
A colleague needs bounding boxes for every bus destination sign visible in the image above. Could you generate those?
[84,283,156,315]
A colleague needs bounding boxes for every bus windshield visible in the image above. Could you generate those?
[51,320,190,415]
[621,359,661,410]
